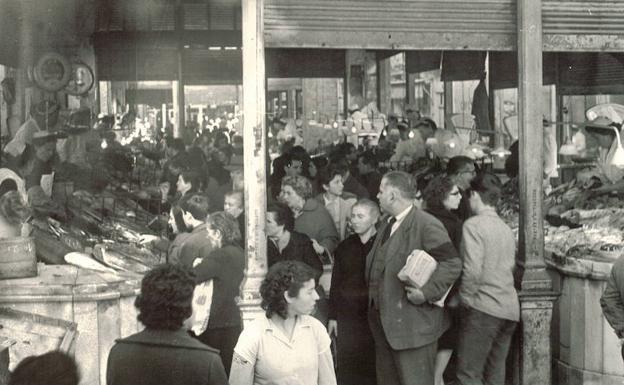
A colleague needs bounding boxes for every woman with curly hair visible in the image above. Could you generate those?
[190,211,245,375]
[106,264,227,385]
[230,260,337,385]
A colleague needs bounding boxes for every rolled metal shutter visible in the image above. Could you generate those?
[264,0,516,50]
[543,1,624,52]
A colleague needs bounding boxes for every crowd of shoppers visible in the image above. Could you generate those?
[5,115,526,385]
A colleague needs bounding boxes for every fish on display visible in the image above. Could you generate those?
[92,244,151,274]
[64,252,117,274]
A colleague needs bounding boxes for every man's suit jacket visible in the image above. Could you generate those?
[366,206,461,350]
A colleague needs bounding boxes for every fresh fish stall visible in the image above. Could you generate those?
[0,264,142,385]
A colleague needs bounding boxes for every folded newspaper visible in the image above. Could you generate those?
[397,249,452,307]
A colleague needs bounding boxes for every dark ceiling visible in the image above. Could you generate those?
[0,0,241,67]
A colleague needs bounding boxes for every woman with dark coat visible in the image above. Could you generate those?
[422,175,463,385]
[106,264,227,385]
[266,202,322,275]
[191,211,246,376]
[423,175,463,251]
[328,199,380,385]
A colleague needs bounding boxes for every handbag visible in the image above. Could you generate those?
[187,258,213,335]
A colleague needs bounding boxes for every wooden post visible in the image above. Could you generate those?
[378,55,392,115]
[174,0,185,138]
[239,0,268,325]
[517,0,558,384]
[443,81,453,127]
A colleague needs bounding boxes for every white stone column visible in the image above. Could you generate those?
[239,0,268,325]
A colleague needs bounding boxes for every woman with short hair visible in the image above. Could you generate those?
[106,264,227,385]
[230,260,337,385]
[328,199,379,385]
[280,175,339,258]
[422,175,463,385]
[423,175,463,250]
[266,202,322,275]
[316,164,357,241]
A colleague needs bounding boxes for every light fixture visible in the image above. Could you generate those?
[559,121,579,156]
[610,126,624,168]
[558,139,579,156]
[332,121,338,129]
[351,126,357,133]
[101,139,108,149]
[466,143,486,159]
[208,46,222,51]
[491,146,512,158]
[408,131,415,139]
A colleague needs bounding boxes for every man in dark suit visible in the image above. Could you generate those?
[366,171,461,385]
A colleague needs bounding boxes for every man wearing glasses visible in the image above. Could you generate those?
[446,156,477,221]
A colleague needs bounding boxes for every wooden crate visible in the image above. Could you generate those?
[0,308,77,371]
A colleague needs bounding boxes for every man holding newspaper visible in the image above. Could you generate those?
[366,171,462,385]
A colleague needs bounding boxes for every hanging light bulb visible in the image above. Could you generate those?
[351,126,357,134]
[268,131,273,138]
[492,146,512,158]
[448,142,456,149]
[101,139,108,149]
[466,143,486,159]
[558,140,579,156]
[610,126,624,168]
[332,121,339,129]
[408,131,415,139]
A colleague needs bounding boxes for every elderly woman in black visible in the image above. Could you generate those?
[106,264,227,385]
[191,211,245,375]
[328,199,379,385]
[230,261,337,385]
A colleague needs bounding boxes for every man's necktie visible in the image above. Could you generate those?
[379,217,396,245]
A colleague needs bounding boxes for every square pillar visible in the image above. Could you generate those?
[239,0,268,325]
[517,0,558,384]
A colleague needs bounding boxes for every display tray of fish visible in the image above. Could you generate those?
[92,244,151,274]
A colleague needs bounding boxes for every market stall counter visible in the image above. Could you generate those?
[548,253,624,385]
[0,264,142,385]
